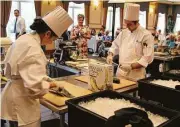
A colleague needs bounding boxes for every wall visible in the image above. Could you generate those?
[89,1,103,30]
[147,2,158,33]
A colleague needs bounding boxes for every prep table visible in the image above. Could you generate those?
[40,75,137,127]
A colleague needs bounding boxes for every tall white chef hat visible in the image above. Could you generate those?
[43,6,73,37]
[124,3,140,21]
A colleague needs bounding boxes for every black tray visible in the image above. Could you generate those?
[164,71,180,79]
[138,76,180,111]
[66,90,180,127]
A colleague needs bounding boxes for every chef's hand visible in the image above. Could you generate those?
[131,62,143,69]
[120,64,132,71]
[49,82,57,88]
[119,64,132,77]
[107,52,113,64]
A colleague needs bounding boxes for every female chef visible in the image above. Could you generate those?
[107,3,154,81]
[1,6,73,127]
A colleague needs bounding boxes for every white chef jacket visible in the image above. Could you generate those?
[176,41,180,48]
[109,26,154,80]
[1,32,50,126]
[158,34,165,42]
[14,16,26,35]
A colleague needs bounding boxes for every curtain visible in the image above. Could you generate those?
[120,8,124,29]
[108,3,124,8]
[85,4,90,26]
[154,4,159,30]
[0,1,12,37]
[69,0,90,5]
[34,1,41,17]
[103,7,108,26]
[155,3,168,31]
[136,2,149,12]
[158,4,168,14]
[62,1,69,12]
[173,5,180,28]
[63,0,90,12]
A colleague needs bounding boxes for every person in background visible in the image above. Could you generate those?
[178,31,180,36]
[70,14,91,58]
[103,30,111,41]
[175,35,180,49]
[98,25,106,37]
[61,30,70,41]
[115,27,121,38]
[167,34,176,49]
[157,30,165,42]
[103,30,112,47]
[13,9,26,39]
[154,30,159,39]
[1,7,73,127]
[107,3,154,81]
[91,28,96,36]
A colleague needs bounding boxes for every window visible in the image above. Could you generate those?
[68,2,85,31]
[139,11,146,28]
[6,0,36,41]
[157,13,166,34]
[106,7,120,36]
[174,14,180,33]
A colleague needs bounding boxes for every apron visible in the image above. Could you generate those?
[1,78,41,127]
[116,32,146,81]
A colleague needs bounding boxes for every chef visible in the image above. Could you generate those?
[1,6,73,127]
[107,3,154,81]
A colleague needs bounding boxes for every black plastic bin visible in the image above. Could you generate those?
[138,76,180,111]
[66,90,180,127]
[164,71,180,79]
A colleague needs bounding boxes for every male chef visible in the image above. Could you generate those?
[107,3,154,81]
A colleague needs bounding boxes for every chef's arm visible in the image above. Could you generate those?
[19,54,51,98]
[131,62,143,69]
[136,34,154,68]
[108,32,122,56]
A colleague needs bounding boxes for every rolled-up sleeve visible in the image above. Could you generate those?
[137,34,154,68]
[108,32,122,55]
[18,54,50,98]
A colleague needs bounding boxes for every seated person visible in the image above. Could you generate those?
[103,30,112,47]
[103,30,111,41]
[98,25,106,36]
[176,35,180,49]
[167,34,176,49]
[178,31,180,36]
[91,28,96,36]
[61,30,69,41]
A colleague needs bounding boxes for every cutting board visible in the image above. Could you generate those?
[43,81,92,107]
[75,76,136,90]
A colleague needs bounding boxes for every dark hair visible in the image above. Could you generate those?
[168,15,173,19]
[102,25,106,30]
[132,21,139,24]
[78,14,85,20]
[14,9,19,13]
[30,18,57,37]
